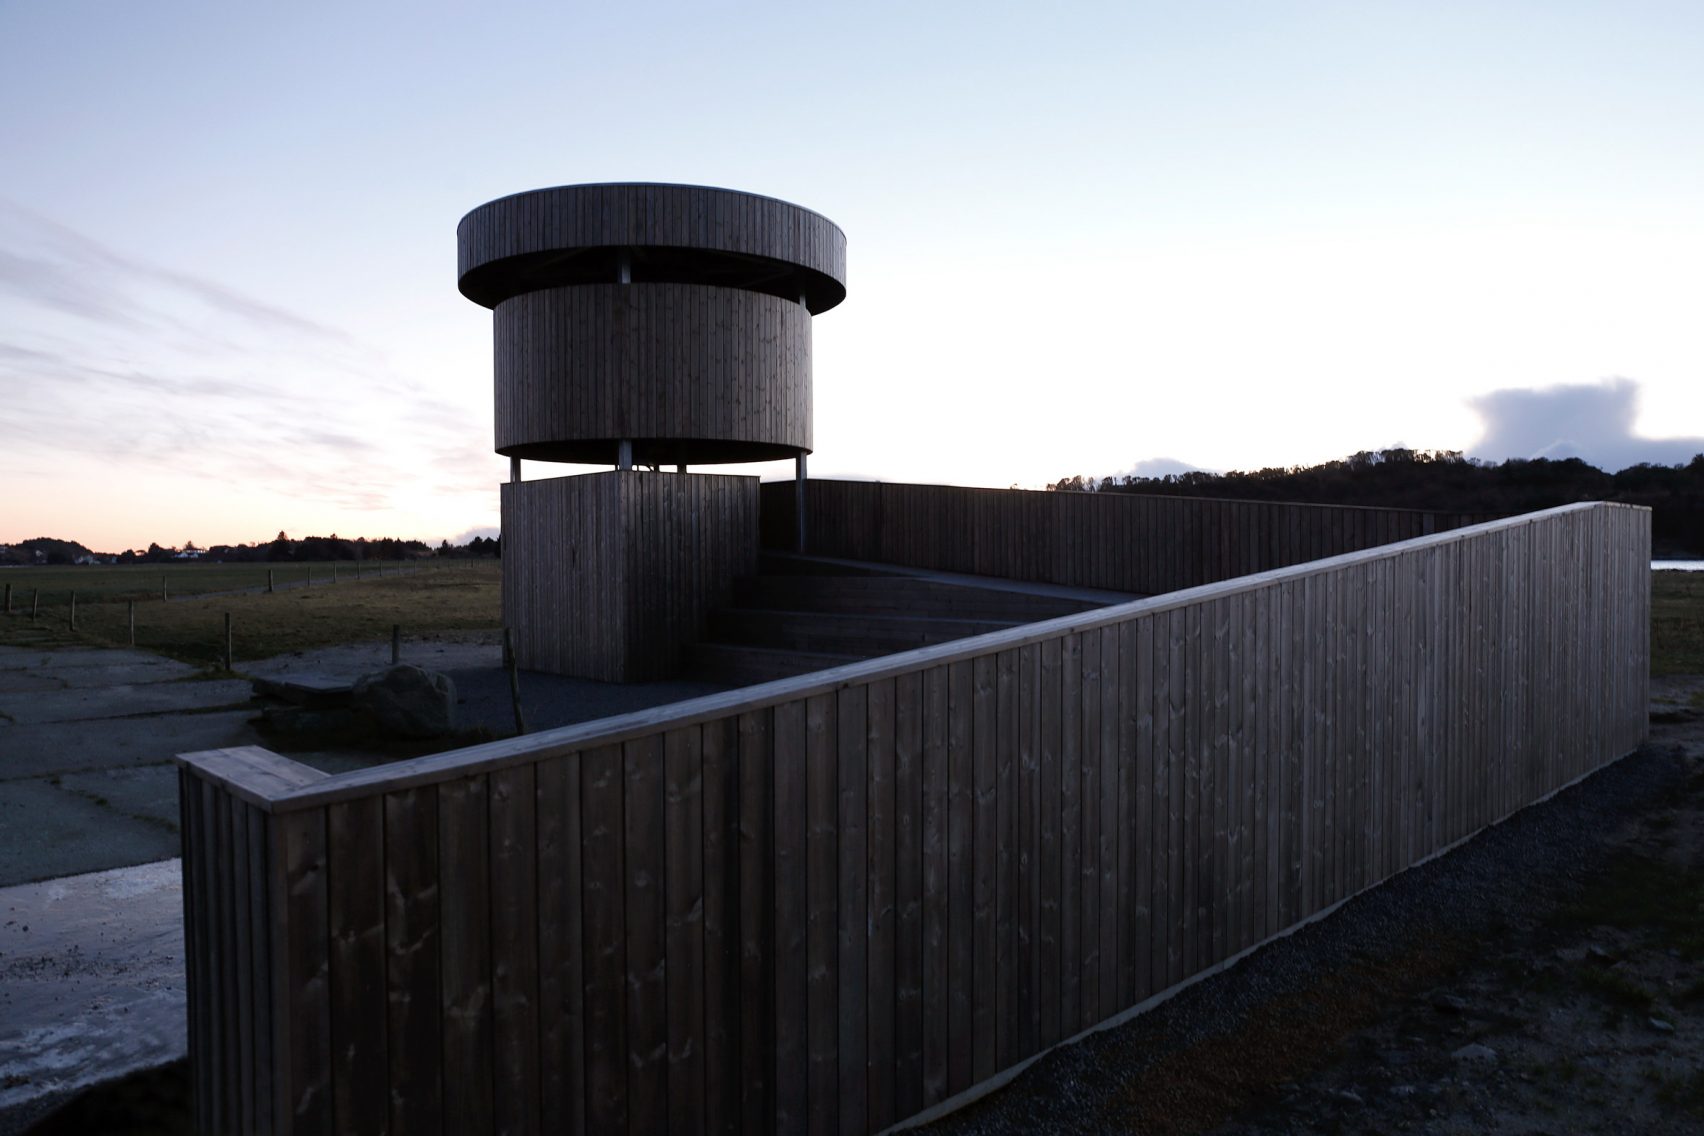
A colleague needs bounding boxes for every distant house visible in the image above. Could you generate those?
[172,549,204,561]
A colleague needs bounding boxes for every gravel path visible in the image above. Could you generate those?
[924,677,1704,1134]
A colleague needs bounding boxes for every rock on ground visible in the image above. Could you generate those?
[351,664,456,738]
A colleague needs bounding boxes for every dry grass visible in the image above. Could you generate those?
[1653,570,1704,675]
[0,562,499,666]
[0,560,403,603]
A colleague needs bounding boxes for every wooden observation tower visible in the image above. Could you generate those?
[457,183,847,680]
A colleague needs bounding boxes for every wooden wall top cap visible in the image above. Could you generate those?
[457,182,847,312]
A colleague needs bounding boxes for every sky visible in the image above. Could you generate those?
[2,1,1702,553]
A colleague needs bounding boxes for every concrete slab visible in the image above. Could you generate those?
[0,680,253,726]
[0,672,70,695]
[0,776,182,887]
[0,860,185,1135]
[0,709,262,780]
[0,648,198,692]
[252,672,353,706]
[56,764,183,833]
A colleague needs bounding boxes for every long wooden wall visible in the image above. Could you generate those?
[762,479,1499,595]
[180,503,1649,1135]
[503,470,759,682]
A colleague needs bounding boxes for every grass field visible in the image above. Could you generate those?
[0,561,499,666]
[0,560,417,604]
[3,564,1698,675]
[1653,569,1704,676]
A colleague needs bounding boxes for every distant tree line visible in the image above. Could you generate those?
[0,537,98,565]
[1049,449,1704,558]
[2,533,501,565]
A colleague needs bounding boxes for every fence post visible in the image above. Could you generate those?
[31,588,39,621]
[267,569,274,594]
[503,627,527,736]
[306,567,312,588]
[128,600,136,646]
[224,612,233,671]
[3,583,10,614]
[69,591,77,631]
[161,575,168,602]
[333,564,339,584]
[391,624,400,666]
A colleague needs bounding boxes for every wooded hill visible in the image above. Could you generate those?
[1050,449,1704,558]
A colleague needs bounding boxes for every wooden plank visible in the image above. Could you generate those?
[180,771,211,1134]
[245,805,274,1136]
[536,757,584,1136]
[701,718,741,1136]
[228,793,255,1136]
[276,804,332,1136]
[970,655,997,1083]
[580,746,628,1133]
[945,659,975,1092]
[866,678,898,1132]
[327,795,387,1136]
[1018,641,1042,1057]
[382,785,443,1136]
[1097,627,1120,1018]
[1181,603,1201,980]
[1038,635,1062,1045]
[664,727,707,1132]
[1116,620,1139,1006]
[991,648,1018,1065]
[1078,628,1102,1026]
[838,684,871,1136]
[438,775,494,1135]
[805,692,838,1134]
[770,700,807,1133]
[489,767,542,1136]
[1215,595,1235,966]
[1131,616,1155,1001]
[1058,632,1082,1032]
[1148,615,1172,995]
[892,670,925,1117]
[204,783,228,1133]
[919,664,951,1106]
[737,709,776,1132]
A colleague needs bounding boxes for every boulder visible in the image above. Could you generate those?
[352,665,456,738]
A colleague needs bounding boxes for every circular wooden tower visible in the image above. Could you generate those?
[458,183,847,680]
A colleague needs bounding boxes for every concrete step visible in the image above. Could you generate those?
[707,608,1020,655]
[685,643,865,686]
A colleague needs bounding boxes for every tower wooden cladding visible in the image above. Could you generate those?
[458,183,847,680]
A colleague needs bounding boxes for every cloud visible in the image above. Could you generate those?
[0,202,496,538]
[1468,378,1704,472]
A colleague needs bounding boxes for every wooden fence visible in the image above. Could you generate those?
[761,479,1498,595]
[178,502,1649,1135]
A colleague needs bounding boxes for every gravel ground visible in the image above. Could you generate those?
[923,676,1704,1135]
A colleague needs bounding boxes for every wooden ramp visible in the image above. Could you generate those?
[686,553,1143,684]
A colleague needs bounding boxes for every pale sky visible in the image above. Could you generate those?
[3,1,1702,552]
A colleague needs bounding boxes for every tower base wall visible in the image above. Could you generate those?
[501,470,759,682]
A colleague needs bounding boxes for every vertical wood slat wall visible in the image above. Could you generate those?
[761,479,1499,596]
[180,503,1650,1136]
[494,283,812,462]
[502,470,759,681]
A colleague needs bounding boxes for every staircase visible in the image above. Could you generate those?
[686,554,1140,686]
